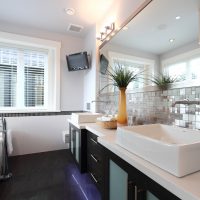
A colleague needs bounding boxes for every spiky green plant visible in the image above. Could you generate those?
[151,74,177,90]
[100,65,142,93]
[107,66,139,88]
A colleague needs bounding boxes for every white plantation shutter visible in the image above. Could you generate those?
[0,47,18,107]
[24,50,47,107]
[0,33,60,112]
[0,45,48,110]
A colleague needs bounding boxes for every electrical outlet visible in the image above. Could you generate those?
[86,103,91,110]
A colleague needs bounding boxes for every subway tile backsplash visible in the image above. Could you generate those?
[97,86,200,130]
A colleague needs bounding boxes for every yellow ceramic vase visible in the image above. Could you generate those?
[117,87,127,125]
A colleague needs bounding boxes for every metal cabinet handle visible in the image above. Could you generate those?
[90,154,98,163]
[90,137,97,144]
[90,172,98,183]
[135,186,138,200]
[128,180,135,199]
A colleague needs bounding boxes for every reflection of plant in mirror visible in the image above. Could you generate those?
[151,74,177,90]
[100,64,143,92]
[110,66,140,88]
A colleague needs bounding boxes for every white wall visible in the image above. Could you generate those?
[0,23,85,155]
[160,40,199,61]
[0,0,148,155]
[0,22,85,111]
[6,115,70,156]
[101,43,160,72]
[83,26,98,112]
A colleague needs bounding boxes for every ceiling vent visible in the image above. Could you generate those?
[68,24,83,33]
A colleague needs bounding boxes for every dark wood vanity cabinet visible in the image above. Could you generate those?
[69,125,180,200]
[106,149,181,200]
[69,122,87,173]
[87,131,108,200]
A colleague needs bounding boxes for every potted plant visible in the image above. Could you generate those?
[151,73,177,91]
[102,65,141,125]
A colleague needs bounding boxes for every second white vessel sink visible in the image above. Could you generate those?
[116,124,200,177]
[71,112,102,123]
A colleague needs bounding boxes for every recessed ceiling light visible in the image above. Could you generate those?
[175,16,181,20]
[169,38,175,43]
[122,26,128,31]
[65,8,75,15]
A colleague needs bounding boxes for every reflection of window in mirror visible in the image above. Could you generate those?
[162,48,200,86]
[108,51,155,92]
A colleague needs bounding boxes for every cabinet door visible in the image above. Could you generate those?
[146,191,159,200]
[75,129,80,163]
[69,124,80,164]
[106,146,180,200]
[132,188,160,200]
[69,125,74,155]
[109,159,128,200]
[69,123,87,173]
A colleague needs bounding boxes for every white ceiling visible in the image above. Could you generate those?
[0,0,115,37]
[110,0,200,55]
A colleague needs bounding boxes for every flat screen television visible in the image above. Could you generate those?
[100,54,109,74]
[66,51,89,71]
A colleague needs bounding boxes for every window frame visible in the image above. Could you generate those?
[162,47,200,89]
[0,31,61,113]
[108,51,155,92]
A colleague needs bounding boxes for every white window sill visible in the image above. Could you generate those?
[100,80,200,96]
[0,109,61,113]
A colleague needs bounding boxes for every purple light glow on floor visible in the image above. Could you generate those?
[65,163,101,200]
[72,174,89,200]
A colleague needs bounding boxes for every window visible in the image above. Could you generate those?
[190,57,200,80]
[108,52,154,92]
[112,58,149,89]
[0,48,17,107]
[162,48,200,86]
[166,62,187,81]
[24,50,47,107]
[0,32,61,112]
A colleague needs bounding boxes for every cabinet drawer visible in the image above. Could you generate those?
[88,140,104,158]
[87,131,98,142]
[88,165,105,194]
[87,131,106,191]
[87,152,104,173]
[87,131,103,150]
[87,136,100,152]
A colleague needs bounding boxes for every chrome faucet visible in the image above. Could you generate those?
[172,99,200,106]
[91,100,114,115]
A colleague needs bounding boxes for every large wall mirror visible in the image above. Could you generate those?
[99,0,200,94]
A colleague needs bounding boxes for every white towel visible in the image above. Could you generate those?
[6,129,13,155]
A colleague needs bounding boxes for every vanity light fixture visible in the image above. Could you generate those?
[169,38,175,43]
[65,8,75,15]
[97,23,115,42]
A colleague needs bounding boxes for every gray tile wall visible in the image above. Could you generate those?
[97,86,200,130]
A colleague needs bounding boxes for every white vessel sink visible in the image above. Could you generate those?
[71,112,102,123]
[116,124,200,177]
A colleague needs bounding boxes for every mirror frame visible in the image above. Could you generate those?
[99,0,153,50]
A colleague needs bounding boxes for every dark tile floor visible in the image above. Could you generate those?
[0,150,101,200]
